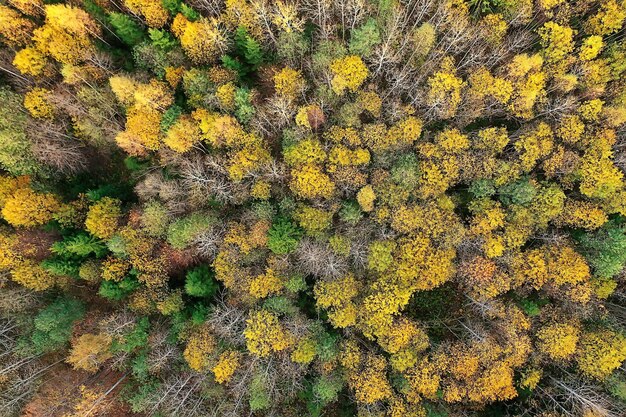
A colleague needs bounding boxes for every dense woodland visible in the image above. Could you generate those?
[1,0,626,416]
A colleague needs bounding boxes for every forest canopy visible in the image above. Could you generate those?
[1,0,626,416]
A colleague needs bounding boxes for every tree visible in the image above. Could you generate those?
[0,90,41,176]
[124,0,169,28]
[426,57,464,119]
[349,19,381,57]
[183,325,216,372]
[576,220,626,278]
[30,297,85,354]
[184,264,218,297]
[52,233,108,258]
[585,0,626,36]
[244,309,293,357]
[212,350,241,384]
[498,178,537,206]
[348,354,393,404]
[108,12,145,46]
[314,274,359,328]
[175,15,227,64]
[577,329,626,380]
[267,216,302,254]
[232,25,265,72]
[85,197,121,239]
[536,322,580,361]
[539,22,575,63]
[32,4,100,65]
[274,67,305,99]
[163,115,201,152]
[0,5,36,47]
[1,188,60,227]
[289,165,336,199]
[66,333,113,373]
[166,213,214,249]
[330,55,369,95]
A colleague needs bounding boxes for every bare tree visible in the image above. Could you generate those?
[534,374,626,417]
[296,238,347,280]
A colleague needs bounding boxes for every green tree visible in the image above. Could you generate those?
[108,12,145,46]
[498,178,537,206]
[576,220,626,278]
[249,373,271,411]
[167,213,214,249]
[41,257,81,277]
[30,297,85,354]
[267,217,302,254]
[99,275,140,300]
[277,31,310,62]
[234,26,264,71]
[469,179,496,199]
[349,18,381,57]
[0,88,40,175]
[51,233,108,258]
[234,87,255,124]
[184,265,218,297]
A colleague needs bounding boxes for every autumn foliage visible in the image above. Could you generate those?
[1,1,626,417]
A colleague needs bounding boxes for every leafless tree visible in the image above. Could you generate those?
[30,126,88,175]
[208,297,248,346]
[334,0,368,40]
[296,238,347,280]
[178,154,248,206]
[0,286,40,315]
[300,0,336,41]
[0,359,47,416]
[186,0,224,17]
[148,372,212,417]
[534,374,626,417]
[135,171,190,214]
[252,96,298,136]
[194,225,226,260]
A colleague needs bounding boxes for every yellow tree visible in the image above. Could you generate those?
[124,0,169,28]
[66,333,113,373]
[1,188,60,227]
[585,0,626,36]
[13,47,50,77]
[289,164,336,199]
[314,274,359,328]
[274,67,305,99]
[173,15,227,64]
[330,55,369,95]
[32,4,101,65]
[183,325,216,372]
[244,310,293,357]
[536,322,580,361]
[426,57,464,119]
[577,329,626,379]
[164,116,201,153]
[11,260,55,291]
[85,197,121,239]
[212,351,241,384]
[0,5,36,47]
[538,22,575,64]
[348,354,393,404]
